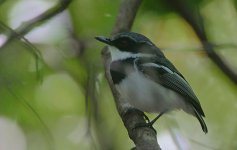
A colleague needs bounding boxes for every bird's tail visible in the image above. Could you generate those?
[193,108,208,133]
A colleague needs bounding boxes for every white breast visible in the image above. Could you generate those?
[109,46,193,114]
[116,71,191,113]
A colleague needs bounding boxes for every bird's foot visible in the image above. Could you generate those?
[132,110,170,134]
[121,108,157,133]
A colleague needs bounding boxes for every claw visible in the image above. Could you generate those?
[132,110,170,134]
[122,109,169,135]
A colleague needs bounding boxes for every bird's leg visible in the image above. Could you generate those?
[140,112,150,123]
[146,110,168,127]
[133,110,169,132]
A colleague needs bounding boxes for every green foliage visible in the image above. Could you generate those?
[140,0,203,15]
[0,0,237,150]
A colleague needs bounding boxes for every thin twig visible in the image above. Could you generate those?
[6,86,55,150]
[166,0,237,85]
[84,65,99,150]
[0,21,43,81]
[0,0,72,49]
[101,0,161,149]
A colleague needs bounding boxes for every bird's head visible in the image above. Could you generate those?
[95,32,164,61]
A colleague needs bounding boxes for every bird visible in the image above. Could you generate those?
[95,32,208,133]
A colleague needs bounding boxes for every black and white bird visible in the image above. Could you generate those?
[95,32,208,133]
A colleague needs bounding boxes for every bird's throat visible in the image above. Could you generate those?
[108,46,154,61]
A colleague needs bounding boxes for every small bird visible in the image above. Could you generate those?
[95,32,208,133]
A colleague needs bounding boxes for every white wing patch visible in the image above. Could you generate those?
[141,63,174,74]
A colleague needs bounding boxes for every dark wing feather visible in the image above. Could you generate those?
[137,57,205,117]
[160,73,205,116]
[138,57,185,79]
[193,107,208,133]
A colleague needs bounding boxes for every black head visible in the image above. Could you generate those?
[95,32,164,56]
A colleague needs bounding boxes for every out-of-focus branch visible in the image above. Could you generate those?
[0,21,42,58]
[165,0,237,85]
[111,0,142,35]
[0,0,72,49]
[6,86,55,150]
[102,0,161,149]
[0,0,6,6]
[0,21,42,80]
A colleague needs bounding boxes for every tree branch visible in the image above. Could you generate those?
[0,0,6,6]
[0,0,72,49]
[101,0,161,149]
[166,0,237,85]
[0,21,42,81]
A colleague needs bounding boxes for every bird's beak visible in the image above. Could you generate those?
[95,36,112,45]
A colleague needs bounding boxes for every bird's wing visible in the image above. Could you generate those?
[136,57,205,116]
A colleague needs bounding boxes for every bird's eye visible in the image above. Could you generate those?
[113,37,134,50]
[119,40,128,46]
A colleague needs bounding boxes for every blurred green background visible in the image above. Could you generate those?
[0,0,237,150]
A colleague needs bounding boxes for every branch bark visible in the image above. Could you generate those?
[101,0,161,149]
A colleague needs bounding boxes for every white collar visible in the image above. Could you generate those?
[108,46,154,61]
